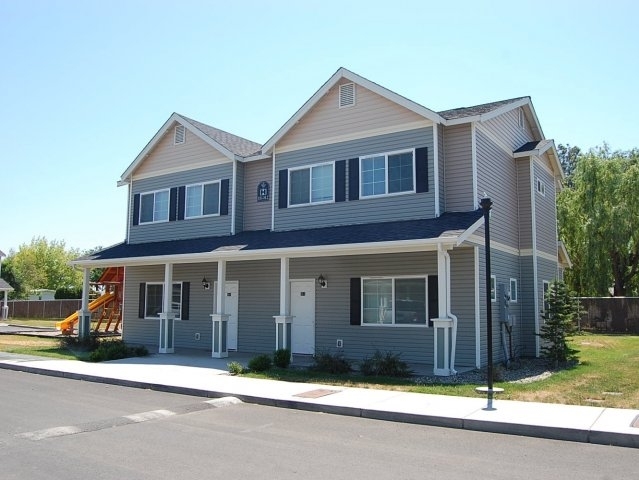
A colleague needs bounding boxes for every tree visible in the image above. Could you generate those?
[557,145,639,296]
[538,281,581,368]
[0,256,26,299]
[556,144,581,186]
[9,237,83,294]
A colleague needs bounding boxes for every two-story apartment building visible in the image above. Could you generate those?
[75,68,568,375]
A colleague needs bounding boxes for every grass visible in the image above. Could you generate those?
[1,318,62,328]
[245,334,639,409]
[0,335,81,360]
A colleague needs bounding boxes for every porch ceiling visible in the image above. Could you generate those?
[72,210,483,267]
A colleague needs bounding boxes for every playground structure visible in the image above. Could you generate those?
[56,267,123,335]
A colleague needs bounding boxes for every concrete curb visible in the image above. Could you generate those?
[2,361,637,448]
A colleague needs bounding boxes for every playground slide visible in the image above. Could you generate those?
[56,291,116,333]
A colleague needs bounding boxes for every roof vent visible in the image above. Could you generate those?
[339,83,355,108]
[174,124,185,145]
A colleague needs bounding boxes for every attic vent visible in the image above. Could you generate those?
[518,108,525,129]
[339,83,355,108]
[174,125,185,145]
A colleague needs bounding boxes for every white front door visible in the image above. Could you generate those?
[290,279,315,355]
[214,281,239,350]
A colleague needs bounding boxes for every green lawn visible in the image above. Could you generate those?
[0,335,80,360]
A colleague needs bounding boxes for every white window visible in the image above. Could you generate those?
[139,190,169,224]
[289,163,334,206]
[339,83,355,108]
[174,125,185,145]
[145,282,183,319]
[185,182,220,218]
[360,149,415,198]
[536,178,546,196]
[490,275,497,303]
[362,277,428,326]
[509,278,518,303]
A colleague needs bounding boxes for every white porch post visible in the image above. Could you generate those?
[77,268,92,340]
[1,291,8,319]
[273,257,293,353]
[432,245,456,376]
[158,263,175,353]
[210,260,229,358]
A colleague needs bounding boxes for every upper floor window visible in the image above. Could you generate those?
[140,190,169,224]
[536,178,546,196]
[362,276,427,326]
[289,163,334,206]
[174,125,185,145]
[185,182,220,218]
[360,149,415,198]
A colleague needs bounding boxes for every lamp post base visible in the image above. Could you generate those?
[475,386,504,411]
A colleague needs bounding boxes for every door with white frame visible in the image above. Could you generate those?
[213,281,239,351]
[290,279,315,355]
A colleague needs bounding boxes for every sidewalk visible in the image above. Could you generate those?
[1,351,637,448]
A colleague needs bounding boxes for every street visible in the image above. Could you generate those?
[0,369,635,480]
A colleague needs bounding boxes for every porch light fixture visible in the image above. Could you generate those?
[202,277,210,290]
[317,274,327,288]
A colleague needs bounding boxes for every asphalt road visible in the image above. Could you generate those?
[0,369,635,480]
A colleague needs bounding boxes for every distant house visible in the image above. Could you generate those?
[74,68,568,375]
[0,250,13,319]
[28,289,56,301]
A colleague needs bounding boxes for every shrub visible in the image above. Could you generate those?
[311,351,352,374]
[273,348,291,368]
[88,339,148,362]
[359,350,412,377]
[55,287,83,299]
[227,361,244,375]
[248,354,272,372]
[59,333,101,352]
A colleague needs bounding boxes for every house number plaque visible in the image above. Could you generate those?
[257,181,270,202]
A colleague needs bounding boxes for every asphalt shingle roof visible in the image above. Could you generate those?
[180,115,262,157]
[80,210,482,263]
[0,279,14,291]
[438,97,528,121]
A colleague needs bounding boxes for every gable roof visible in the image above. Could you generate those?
[0,278,14,292]
[261,67,443,154]
[438,97,529,120]
[119,112,261,184]
[73,210,482,267]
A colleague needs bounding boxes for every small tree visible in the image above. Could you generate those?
[538,281,581,368]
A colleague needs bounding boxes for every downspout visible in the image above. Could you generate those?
[444,248,458,374]
[271,146,276,231]
[231,158,237,235]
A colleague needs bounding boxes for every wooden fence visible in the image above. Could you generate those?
[6,300,82,319]
[579,297,639,333]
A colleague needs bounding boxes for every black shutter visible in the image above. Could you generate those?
[348,158,359,200]
[132,194,140,226]
[177,186,186,220]
[278,169,288,209]
[138,283,146,318]
[220,179,230,215]
[335,160,346,202]
[350,277,361,325]
[181,282,190,320]
[169,187,178,221]
[415,147,429,193]
[428,275,438,327]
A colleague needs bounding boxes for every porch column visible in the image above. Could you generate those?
[210,260,229,358]
[159,263,175,353]
[273,257,293,353]
[2,290,9,319]
[77,268,92,340]
[432,245,456,376]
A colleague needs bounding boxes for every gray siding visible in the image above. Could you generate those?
[235,162,244,234]
[274,128,436,231]
[476,129,520,249]
[443,124,474,212]
[483,108,535,151]
[242,158,273,231]
[449,247,479,367]
[516,159,533,250]
[519,256,536,357]
[534,161,558,255]
[438,125,445,212]
[129,164,233,243]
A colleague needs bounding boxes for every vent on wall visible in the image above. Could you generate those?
[339,83,355,108]
[174,124,185,145]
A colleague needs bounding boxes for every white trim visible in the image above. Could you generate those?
[464,234,520,257]
[273,120,432,155]
[184,181,222,219]
[490,275,497,303]
[433,123,440,216]
[231,160,237,235]
[520,249,558,263]
[126,182,132,243]
[474,122,512,156]
[360,275,430,327]
[530,158,540,356]
[474,247,481,368]
[536,177,546,196]
[129,157,231,183]
[261,67,442,154]
[509,277,518,303]
[359,148,416,199]
[138,189,170,224]
[288,161,335,207]
[444,97,531,126]
[471,122,478,208]
[533,154,555,177]
[271,146,276,231]
[558,241,572,268]
[174,124,185,145]
[338,82,356,108]
[455,217,484,246]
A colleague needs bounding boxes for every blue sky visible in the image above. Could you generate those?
[1,0,637,254]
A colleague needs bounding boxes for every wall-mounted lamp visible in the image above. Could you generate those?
[317,274,327,289]
[202,277,210,290]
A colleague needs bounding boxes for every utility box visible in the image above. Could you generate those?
[497,283,510,323]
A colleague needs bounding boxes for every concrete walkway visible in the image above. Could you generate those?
[0,351,637,448]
